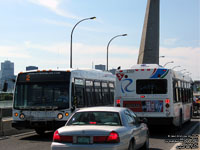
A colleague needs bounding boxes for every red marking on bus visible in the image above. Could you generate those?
[116,73,124,81]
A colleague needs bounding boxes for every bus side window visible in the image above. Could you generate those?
[178,88,182,102]
[102,82,109,105]
[94,81,102,106]
[74,78,85,108]
[85,80,94,107]
[173,80,177,103]
[109,82,114,104]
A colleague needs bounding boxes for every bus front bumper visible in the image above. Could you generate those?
[12,120,66,130]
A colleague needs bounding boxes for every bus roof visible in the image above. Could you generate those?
[17,68,115,82]
[116,64,192,82]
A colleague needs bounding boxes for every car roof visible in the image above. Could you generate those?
[76,106,127,113]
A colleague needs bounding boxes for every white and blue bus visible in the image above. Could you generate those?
[12,69,115,135]
[114,64,193,128]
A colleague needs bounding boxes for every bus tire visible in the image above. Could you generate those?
[178,110,183,130]
[35,128,45,136]
[189,107,193,121]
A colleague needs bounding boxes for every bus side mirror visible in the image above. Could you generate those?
[71,96,77,112]
[71,106,75,112]
[2,82,8,92]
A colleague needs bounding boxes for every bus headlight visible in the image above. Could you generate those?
[19,113,25,119]
[57,113,63,119]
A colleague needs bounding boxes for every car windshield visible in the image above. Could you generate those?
[67,111,121,126]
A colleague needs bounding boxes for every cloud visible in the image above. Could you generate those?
[0,45,30,58]
[1,41,199,80]
[42,18,73,27]
[42,18,101,33]
[163,38,178,46]
[160,46,200,80]
[28,0,79,19]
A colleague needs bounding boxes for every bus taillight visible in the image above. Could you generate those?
[165,99,170,104]
[116,99,120,104]
[116,99,121,107]
[165,99,170,108]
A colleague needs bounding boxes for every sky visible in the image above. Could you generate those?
[0,0,199,80]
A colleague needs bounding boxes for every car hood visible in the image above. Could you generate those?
[58,125,124,136]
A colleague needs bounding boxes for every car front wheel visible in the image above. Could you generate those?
[128,139,136,150]
[140,134,149,150]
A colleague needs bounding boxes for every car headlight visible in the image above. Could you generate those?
[57,113,63,119]
[19,113,25,119]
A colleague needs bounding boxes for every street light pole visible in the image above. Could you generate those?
[70,17,96,68]
[183,71,190,74]
[179,69,186,72]
[163,61,174,67]
[172,65,181,70]
[106,34,127,71]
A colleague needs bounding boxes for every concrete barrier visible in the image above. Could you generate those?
[0,108,32,136]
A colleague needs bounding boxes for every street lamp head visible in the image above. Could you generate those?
[122,34,127,36]
[172,65,181,70]
[163,61,174,67]
[90,17,96,19]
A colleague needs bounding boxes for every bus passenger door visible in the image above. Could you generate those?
[74,78,85,108]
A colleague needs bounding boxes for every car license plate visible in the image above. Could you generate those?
[77,136,90,144]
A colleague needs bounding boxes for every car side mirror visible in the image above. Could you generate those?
[139,118,148,124]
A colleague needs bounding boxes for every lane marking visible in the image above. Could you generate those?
[186,122,200,135]
[170,143,182,150]
[13,131,36,137]
[170,122,200,150]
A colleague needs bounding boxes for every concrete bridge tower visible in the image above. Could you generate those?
[137,0,160,64]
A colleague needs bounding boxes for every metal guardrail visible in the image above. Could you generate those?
[0,108,12,135]
[0,108,12,119]
[0,100,13,108]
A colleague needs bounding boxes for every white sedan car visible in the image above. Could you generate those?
[51,107,149,150]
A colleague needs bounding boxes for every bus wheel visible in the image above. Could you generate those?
[189,107,193,121]
[178,110,183,130]
[35,128,45,136]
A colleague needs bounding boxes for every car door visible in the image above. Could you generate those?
[124,110,142,148]
[128,109,147,146]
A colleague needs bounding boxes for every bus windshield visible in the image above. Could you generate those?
[14,82,70,110]
[136,79,167,94]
